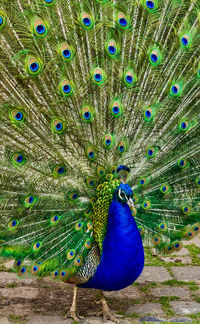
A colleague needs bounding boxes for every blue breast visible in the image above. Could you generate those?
[79,198,144,291]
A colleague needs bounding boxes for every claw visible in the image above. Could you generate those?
[65,310,82,322]
[100,294,121,324]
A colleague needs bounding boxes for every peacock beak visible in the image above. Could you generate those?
[127,198,134,210]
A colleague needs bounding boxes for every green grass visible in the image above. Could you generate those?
[140,282,159,293]
[189,312,200,320]
[6,283,18,288]
[8,314,25,324]
[187,244,200,265]
[162,279,197,287]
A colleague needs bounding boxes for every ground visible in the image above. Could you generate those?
[0,236,200,324]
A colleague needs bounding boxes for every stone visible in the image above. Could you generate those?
[0,303,32,316]
[104,285,143,300]
[150,286,190,298]
[126,303,164,316]
[171,266,200,282]
[0,272,35,285]
[136,266,172,283]
[139,316,164,322]
[158,256,192,264]
[3,260,14,270]
[0,286,38,299]
[83,319,132,324]
[27,316,71,324]
[182,236,200,248]
[169,319,192,323]
[171,248,190,256]
[0,318,11,324]
[170,301,200,315]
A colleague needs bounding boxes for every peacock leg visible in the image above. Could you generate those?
[66,285,83,322]
[98,290,120,324]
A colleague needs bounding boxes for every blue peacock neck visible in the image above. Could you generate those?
[80,192,145,291]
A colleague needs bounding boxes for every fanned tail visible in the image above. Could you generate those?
[0,0,199,282]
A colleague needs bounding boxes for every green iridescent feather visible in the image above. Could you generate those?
[0,0,199,282]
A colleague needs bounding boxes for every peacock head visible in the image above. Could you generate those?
[114,165,134,209]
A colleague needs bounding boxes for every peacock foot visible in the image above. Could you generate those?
[99,295,121,324]
[65,308,84,323]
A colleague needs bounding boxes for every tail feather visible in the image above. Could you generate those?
[0,0,199,280]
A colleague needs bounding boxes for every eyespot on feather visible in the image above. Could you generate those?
[50,215,61,225]
[110,165,117,175]
[33,241,42,252]
[86,146,96,160]
[59,80,74,96]
[131,208,137,216]
[116,12,130,29]
[110,99,123,118]
[132,195,139,203]
[159,223,167,231]
[10,109,25,124]
[84,239,92,249]
[67,249,76,260]
[11,152,26,167]
[178,158,188,169]
[8,220,19,231]
[51,119,65,134]
[172,241,182,251]
[59,43,74,61]
[160,184,171,194]
[80,106,94,122]
[91,67,106,85]
[24,195,36,208]
[69,192,79,202]
[97,166,105,177]
[84,209,93,217]
[164,244,173,254]
[75,221,83,231]
[144,0,157,11]
[184,230,195,240]
[74,256,83,267]
[87,221,93,230]
[144,107,154,121]
[149,48,162,65]
[147,147,157,158]
[17,266,27,277]
[152,235,161,245]
[32,18,49,36]
[123,69,137,87]
[0,11,6,30]
[96,0,109,3]
[30,264,40,275]
[117,141,127,154]
[81,13,94,29]
[182,205,191,215]
[170,82,182,96]
[53,165,66,176]
[26,57,42,75]
[192,224,200,234]
[179,120,190,132]
[103,134,114,149]
[138,177,148,187]
[59,270,70,281]
[180,33,191,48]
[86,177,96,188]
[138,226,144,235]
[44,0,55,5]
[52,270,59,280]
[106,39,119,58]
[142,200,151,210]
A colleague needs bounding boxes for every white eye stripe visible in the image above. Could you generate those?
[118,189,128,201]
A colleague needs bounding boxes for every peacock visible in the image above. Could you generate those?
[0,0,200,322]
